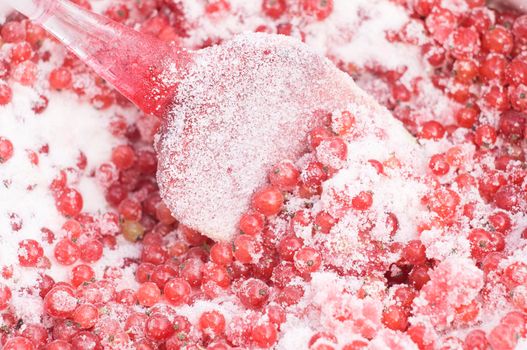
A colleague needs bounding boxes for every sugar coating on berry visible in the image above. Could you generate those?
[156,32,417,241]
[411,257,484,330]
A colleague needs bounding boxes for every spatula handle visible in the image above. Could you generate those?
[6,0,192,116]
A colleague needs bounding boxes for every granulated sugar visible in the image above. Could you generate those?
[0,0,525,349]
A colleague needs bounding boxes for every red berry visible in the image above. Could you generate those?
[70,331,101,350]
[1,21,26,43]
[448,28,480,59]
[44,340,73,350]
[20,324,48,347]
[210,242,234,265]
[482,26,514,55]
[499,110,526,140]
[453,59,479,84]
[17,239,43,267]
[309,332,337,349]
[494,185,521,212]
[0,284,12,310]
[422,43,446,66]
[72,303,98,329]
[331,110,355,135]
[0,83,13,105]
[180,258,204,287]
[239,212,265,236]
[234,235,262,264]
[54,238,80,266]
[309,127,333,149]
[278,235,304,261]
[79,239,103,263]
[164,278,191,306]
[473,125,497,147]
[237,278,270,309]
[506,58,527,86]
[489,212,511,235]
[294,247,322,274]
[428,153,450,176]
[420,120,445,140]
[402,240,427,265]
[455,106,479,128]
[314,211,336,234]
[111,145,136,170]
[269,160,300,191]
[56,188,84,217]
[3,337,35,350]
[414,0,438,16]
[468,228,502,261]
[425,7,457,43]
[44,285,77,318]
[409,265,430,289]
[317,137,348,166]
[141,244,168,265]
[199,310,225,336]
[145,314,175,341]
[251,323,278,348]
[262,0,287,19]
[0,136,14,163]
[10,42,33,64]
[301,0,333,21]
[480,54,507,83]
[351,191,373,210]
[49,68,72,90]
[205,0,231,13]
[150,264,177,289]
[136,282,161,307]
[382,305,409,331]
[302,161,328,188]
[71,264,94,287]
[252,186,284,216]
[105,3,130,22]
[484,85,510,111]
[464,329,489,350]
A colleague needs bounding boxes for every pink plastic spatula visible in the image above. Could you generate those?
[7,0,414,241]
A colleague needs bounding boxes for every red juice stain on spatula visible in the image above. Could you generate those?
[8,0,413,241]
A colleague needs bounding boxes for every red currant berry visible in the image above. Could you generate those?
[49,68,72,90]
[237,278,270,309]
[17,239,43,267]
[0,284,12,310]
[0,83,13,105]
[111,145,136,170]
[72,303,98,329]
[482,26,514,55]
[199,310,226,336]
[382,305,409,331]
[164,278,191,306]
[262,0,287,19]
[44,285,77,318]
[251,186,284,216]
[145,313,175,341]
[294,247,322,274]
[351,191,373,210]
[301,0,334,21]
[54,238,80,266]
[269,160,300,191]
[3,337,35,350]
[56,188,83,217]
[136,282,161,307]
[420,120,445,140]
[0,137,14,163]
[251,323,278,348]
